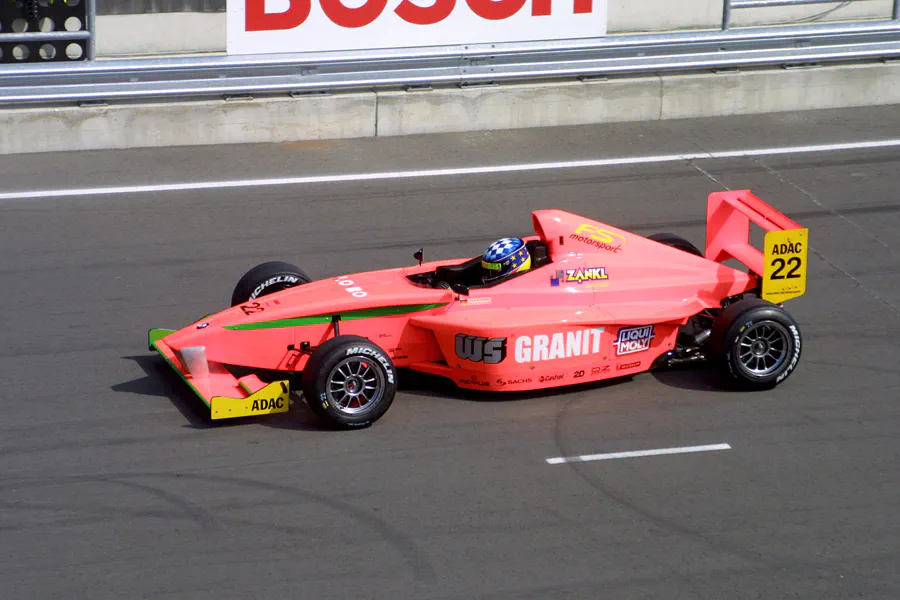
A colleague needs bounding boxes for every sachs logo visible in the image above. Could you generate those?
[613,325,655,356]
[496,377,532,386]
[515,328,604,363]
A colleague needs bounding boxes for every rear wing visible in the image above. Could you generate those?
[706,190,809,303]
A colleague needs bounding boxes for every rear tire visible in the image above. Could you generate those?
[301,336,397,429]
[709,298,802,390]
[231,261,311,307]
[648,233,703,257]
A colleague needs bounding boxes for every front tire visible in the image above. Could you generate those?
[301,336,397,429]
[709,298,802,390]
[231,261,311,307]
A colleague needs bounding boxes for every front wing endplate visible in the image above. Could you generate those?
[210,381,290,420]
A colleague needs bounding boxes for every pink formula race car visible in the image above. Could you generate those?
[149,190,809,429]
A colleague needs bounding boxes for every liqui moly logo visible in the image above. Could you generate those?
[613,325,654,356]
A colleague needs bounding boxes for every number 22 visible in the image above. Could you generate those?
[771,257,802,280]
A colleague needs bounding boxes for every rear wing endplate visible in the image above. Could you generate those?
[706,190,809,302]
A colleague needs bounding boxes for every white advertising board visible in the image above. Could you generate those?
[227,0,607,55]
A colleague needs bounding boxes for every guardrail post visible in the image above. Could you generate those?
[87,0,96,60]
[894,0,900,20]
[723,0,732,30]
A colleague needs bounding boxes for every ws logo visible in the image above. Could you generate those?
[455,334,507,364]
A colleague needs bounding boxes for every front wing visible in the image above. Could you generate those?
[148,328,290,420]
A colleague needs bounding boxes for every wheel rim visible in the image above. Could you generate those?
[326,357,385,415]
[736,321,790,377]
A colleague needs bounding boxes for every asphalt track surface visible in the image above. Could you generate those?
[2,106,899,600]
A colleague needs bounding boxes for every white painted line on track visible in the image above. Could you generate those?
[4,138,900,201]
[546,443,732,465]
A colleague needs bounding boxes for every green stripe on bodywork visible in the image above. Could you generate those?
[147,328,210,407]
[223,303,448,331]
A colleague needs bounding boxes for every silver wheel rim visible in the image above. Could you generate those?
[737,321,789,377]
[326,356,385,415]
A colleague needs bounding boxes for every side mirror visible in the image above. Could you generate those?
[452,283,470,296]
[413,248,424,265]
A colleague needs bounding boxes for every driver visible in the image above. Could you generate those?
[481,238,531,284]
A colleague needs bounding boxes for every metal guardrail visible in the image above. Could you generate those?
[0,1,899,105]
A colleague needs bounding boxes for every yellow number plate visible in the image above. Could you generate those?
[762,228,809,303]
[210,380,290,420]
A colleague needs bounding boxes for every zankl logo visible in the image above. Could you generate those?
[550,267,608,286]
[336,278,367,298]
[515,328,604,363]
[613,325,655,355]
[569,224,625,253]
[455,334,507,365]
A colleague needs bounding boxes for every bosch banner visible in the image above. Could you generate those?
[227,0,607,55]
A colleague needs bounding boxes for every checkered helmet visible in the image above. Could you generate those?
[481,237,531,283]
